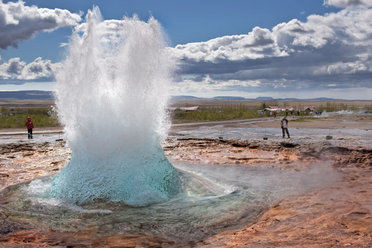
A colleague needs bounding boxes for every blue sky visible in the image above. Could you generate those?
[1,0,372,99]
[1,0,338,62]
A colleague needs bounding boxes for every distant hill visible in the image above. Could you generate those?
[304,97,341,101]
[171,95,347,101]
[213,96,246,100]
[0,90,54,100]
[255,96,341,101]
[0,91,349,101]
[171,95,200,100]
[208,96,342,101]
[255,96,274,100]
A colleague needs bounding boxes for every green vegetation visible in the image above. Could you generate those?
[316,102,372,112]
[1,101,371,128]
[172,104,261,123]
[316,102,349,112]
[0,106,59,129]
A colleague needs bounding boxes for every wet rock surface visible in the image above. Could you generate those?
[195,166,372,248]
[0,140,69,192]
[164,138,372,248]
[0,136,371,247]
[0,230,175,248]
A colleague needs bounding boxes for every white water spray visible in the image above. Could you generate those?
[50,7,180,206]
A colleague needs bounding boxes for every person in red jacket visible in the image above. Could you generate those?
[25,116,34,139]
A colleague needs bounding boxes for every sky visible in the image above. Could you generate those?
[0,0,372,99]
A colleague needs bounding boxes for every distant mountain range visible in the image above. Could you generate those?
[174,95,345,101]
[253,96,343,101]
[213,96,246,100]
[0,91,356,101]
[0,90,54,100]
[170,95,200,99]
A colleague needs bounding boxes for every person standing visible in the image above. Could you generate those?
[281,116,290,138]
[25,116,34,139]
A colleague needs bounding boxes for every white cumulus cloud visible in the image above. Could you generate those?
[0,57,58,80]
[324,0,372,8]
[171,7,372,96]
[173,27,287,62]
[0,0,81,49]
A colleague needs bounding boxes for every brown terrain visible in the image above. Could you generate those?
[166,138,372,248]
[0,114,371,247]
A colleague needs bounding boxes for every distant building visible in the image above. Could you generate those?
[179,106,199,111]
[168,106,200,112]
[303,106,315,112]
[283,106,294,112]
[264,106,281,113]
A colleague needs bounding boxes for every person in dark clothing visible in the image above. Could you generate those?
[281,117,290,138]
[25,116,34,139]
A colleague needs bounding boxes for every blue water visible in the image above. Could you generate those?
[50,145,180,206]
[0,161,339,242]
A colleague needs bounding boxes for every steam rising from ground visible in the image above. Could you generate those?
[50,7,180,206]
[18,161,339,241]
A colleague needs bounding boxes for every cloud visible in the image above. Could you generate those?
[173,27,287,62]
[0,0,81,49]
[171,75,262,94]
[324,0,372,8]
[171,7,372,97]
[1,3,371,99]
[0,57,58,81]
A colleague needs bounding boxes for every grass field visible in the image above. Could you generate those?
[171,104,262,123]
[0,106,59,129]
[0,99,371,128]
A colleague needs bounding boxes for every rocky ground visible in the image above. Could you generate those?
[165,138,372,248]
[0,113,372,247]
[0,134,371,247]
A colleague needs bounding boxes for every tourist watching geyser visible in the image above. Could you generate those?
[25,116,34,139]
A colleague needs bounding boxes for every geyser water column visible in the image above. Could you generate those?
[50,8,180,206]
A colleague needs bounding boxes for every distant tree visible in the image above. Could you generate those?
[260,102,267,109]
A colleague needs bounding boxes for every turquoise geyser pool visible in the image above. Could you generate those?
[0,161,339,242]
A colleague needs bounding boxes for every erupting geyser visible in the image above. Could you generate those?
[50,8,180,206]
